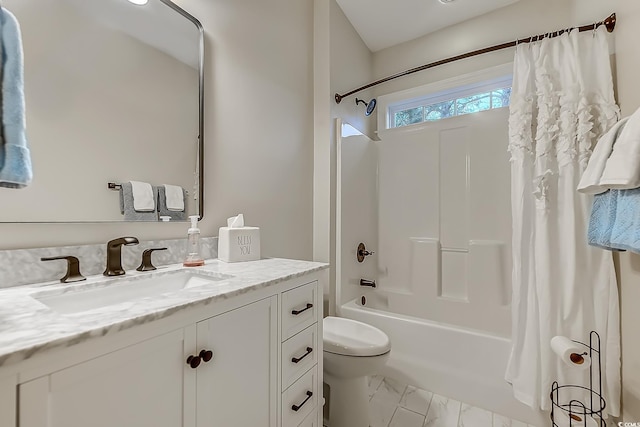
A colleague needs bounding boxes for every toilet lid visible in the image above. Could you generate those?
[323,317,391,357]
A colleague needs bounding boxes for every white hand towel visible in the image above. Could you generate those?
[130,181,155,212]
[163,184,185,211]
[599,107,640,189]
[577,118,629,194]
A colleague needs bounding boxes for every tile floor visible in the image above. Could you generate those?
[364,375,536,427]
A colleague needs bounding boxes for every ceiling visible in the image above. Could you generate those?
[335,0,522,52]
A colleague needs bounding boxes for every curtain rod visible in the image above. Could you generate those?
[334,13,617,104]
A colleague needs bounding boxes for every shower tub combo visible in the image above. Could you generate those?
[340,294,539,423]
[335,108,542,424]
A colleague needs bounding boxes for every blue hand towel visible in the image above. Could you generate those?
[608,188,640,253]
[588,190,621,250]
[0,13,3,155]
[0,8,32,189]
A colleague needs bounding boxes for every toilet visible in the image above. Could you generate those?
[323,316,391,427]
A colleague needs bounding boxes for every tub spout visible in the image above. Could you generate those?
[360,279,376,288]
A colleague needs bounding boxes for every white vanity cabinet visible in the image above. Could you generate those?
[195,296,278,427]
[280,281,320,427]
[19,328,191,427]
[8,270,324,427]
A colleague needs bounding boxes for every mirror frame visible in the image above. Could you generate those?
[1,0,205,223]
[161,0,205,221]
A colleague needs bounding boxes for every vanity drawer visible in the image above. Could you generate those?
[282,366,317,427]
[282,281,318,340]
[282,324,318,390]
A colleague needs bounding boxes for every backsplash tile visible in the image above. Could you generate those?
[0,237,218,288]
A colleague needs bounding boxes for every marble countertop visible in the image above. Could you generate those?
[0,258,328,368]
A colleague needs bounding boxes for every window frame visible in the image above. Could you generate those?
[376,63,513,136]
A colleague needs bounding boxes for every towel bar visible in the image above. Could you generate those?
[108,182,189,195]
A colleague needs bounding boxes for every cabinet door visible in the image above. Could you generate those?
[196,296,278,427]
[19,328,195,427]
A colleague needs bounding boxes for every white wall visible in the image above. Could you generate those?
[0,0,314,264]
[315,0,375,314]
[330,0,375,140]
[337,130,378,307]
[313,0,331,316]
[371,0,572,102]
[178,0,315,261]
[375,107,511,336]
[573,0,640,420]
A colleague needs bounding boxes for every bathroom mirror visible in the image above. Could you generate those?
[0,0,204,222]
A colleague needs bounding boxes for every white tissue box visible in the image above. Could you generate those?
[218,227,261,262]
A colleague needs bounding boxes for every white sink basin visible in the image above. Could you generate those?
[33,270,233,315]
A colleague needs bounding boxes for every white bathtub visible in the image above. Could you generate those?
[340,297,543,424]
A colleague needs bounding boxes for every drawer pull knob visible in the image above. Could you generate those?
[291,347,313,364]
[200,349,214,363]
[186,355,201,369]
[291,391,313,412]
[291,303,313,315]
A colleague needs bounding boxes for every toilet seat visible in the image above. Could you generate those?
[323,317,390,357]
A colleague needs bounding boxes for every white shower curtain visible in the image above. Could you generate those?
[506,27,621,416]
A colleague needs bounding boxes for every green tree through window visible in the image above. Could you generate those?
[392,86,511,128]
[395,107,424,127]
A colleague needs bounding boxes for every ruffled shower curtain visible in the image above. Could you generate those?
[506,27,621,416]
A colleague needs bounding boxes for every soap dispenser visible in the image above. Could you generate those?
[184,215,205,267]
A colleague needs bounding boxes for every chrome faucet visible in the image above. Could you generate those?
[104,237,139,276]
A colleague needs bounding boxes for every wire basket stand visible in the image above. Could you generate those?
[550,331,606,427]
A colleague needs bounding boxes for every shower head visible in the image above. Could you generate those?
[355,98,377,116]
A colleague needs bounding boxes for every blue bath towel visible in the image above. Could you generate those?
[588,190,621,250]
[0,8,32,189]
[608,188,640,253]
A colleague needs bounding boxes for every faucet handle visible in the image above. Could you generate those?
[41,256,86,283]
[136,247,168,272]
[357,242,375,263]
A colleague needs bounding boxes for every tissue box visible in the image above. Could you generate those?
[218,226,261,262]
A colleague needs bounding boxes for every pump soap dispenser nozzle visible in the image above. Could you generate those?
[184,215,205,267]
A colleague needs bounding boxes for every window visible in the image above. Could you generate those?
[388,76,512,129]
